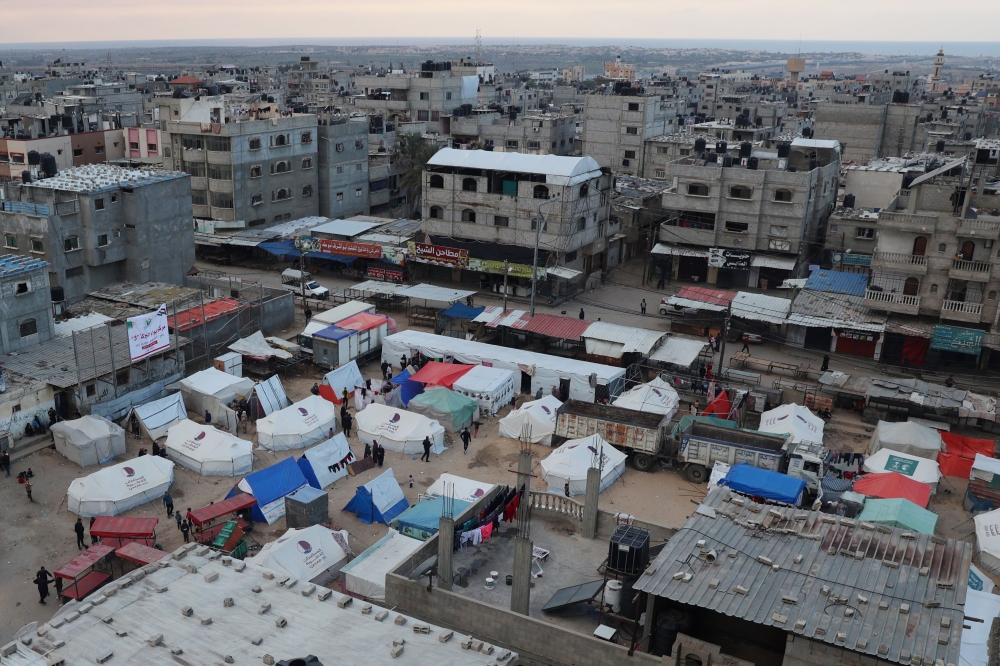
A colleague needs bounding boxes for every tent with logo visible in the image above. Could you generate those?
[539,434,627,496]
[228,457,309,524]
[52,415,127,468]
[164,419,253,476]
[354,403,445,454]
[857,498,938,534]
[852,472,932,508]
[388,367,423,407]
[342,467,409,524]
[426,473,494,502]
[867,421,942,459]
[407,388,478,433]
[297,433,354,490]
[247,524,349,583]
[976,508,1000,575]
[757,403,824,444]
[340,530,424,601]
[129,392,186,441]
[612,377,680,418]
[498,395,562,445]
[67,456,175,517]
[257,395,337,451]
[863,447,941,493]
[318,360,364,405]
[721,463,806,507]
[451,365,517,416]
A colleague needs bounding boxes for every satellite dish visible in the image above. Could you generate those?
[409,555,438,581]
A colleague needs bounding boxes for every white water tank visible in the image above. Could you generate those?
[605,580,623,613]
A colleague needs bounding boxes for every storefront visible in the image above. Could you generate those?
[928,324,984,370]
[648,244,707,285]
[832,328,880,359]
[708,248,752,288]
[750,254,798,290]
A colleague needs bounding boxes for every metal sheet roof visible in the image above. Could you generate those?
[582,322,666,354]
[0,254,48,277]
[547,266,584,279]
[751,255,797,270]
[471,305,505,324]
[397,283,476,303]
[664,296,727,312]
[348,280,408,297]
[635,486,969,666]
[675,286,738,307]
[53,313,114,338]
[648,336,707,366]
[731,292,791,325]
[651,243,708,258]
[310,218,384,238]
[788,291,886,332]
[512,313,594,340]
[805,269,869,297]
[909,156,967,188]
[427,148,602,186]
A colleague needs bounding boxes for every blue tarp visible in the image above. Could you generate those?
[390,496,472,541]
[438,302,485,320]
[804,269,868,297]
[227,457,308,523]
[342,467,409,525]
[722,463,806,506]
[256,240,357,265]
[389,367,424,407]
[314,326,356,342]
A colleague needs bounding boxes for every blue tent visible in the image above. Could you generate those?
[256,240,357,265]
[227,457,308,524]
[342,467,409,525]
[390,496,472,541]
[438,302,485,320]
[389,367,424,407]
[721,463,806,506]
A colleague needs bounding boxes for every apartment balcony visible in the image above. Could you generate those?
[863,289,920,316]
[870,251,927,275]
[949,258,992,280]
[877,211,937,233]
[208,178,234,194]
[958,217,1000,240]
[941,299,983,323]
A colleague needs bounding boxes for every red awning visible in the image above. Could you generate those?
[675,287,737,307]
[116,542,169,566]
[55,544,115,579]
[337,312,390,333]
[189,494,258,526]
[852,472,932,508]
[90,516,158,539]
[407,361,475,388]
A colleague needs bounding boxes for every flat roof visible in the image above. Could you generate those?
[310,218,384,238]
[0,254,48,278]
[26,164,187,193]
[426,148,602,185]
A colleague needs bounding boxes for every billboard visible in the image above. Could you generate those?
[931,325,984,355]
[126,304,170,361]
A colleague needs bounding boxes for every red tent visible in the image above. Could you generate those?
[702,391,731,418]
[938,431,995,478]
[852,472,932,508]
[407,362,475,388]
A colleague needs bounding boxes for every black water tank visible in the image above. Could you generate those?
[716,140,727,154]
[706,152,718,163]
[651,609,692,657]
[966,132,972,141]
[739,141,752,158]
[693,137,707,154]
[41,153,57,177]
[50,285,65,302]
[809,158,818,171]
[722,154,733,167]
[755,116,763,127]
[608,526,650,574]
[843,193,856,209]
[277,657,323,666]
[747,156,759,170]
[21,171,31,184]
[777,144,791,158]
[27,150,40,166]
[936,140,946,153]
[976,148,991,164]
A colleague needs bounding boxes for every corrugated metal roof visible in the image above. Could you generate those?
[348,280,407,297]
[648,336,707,366]
[168,298,244,332]
[0,254,48,277]
[664,296,727,312]
[751,255,797,270]
[53,313,115,338]
[805,269,869,297]
[471,305,504,324]
[582,322,666,354]
[789,291,886,332]
[636,486,969,666]
[310,219,384,238]
[547,266,584,279]
[731,292,791,325]
[675,287,738,307]
[512,313,593,340]
[427,148,602,185]
[397,284,476,303]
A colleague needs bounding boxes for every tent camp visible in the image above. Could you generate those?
[340,530,424,601]
[164,419,253,476]
[539,434,627,496]
[257,395,337,451]
[757,403,824,444]
[852,472,932,508]
[407,388,478,433]
[857,498,938,534]
[342,467,409,524]
[171,368,254,433]
[407,361,475,388]
[354,404,445,454]
[247,525,349,583]
[938,431,995,478]
[129,392,186,441]
[297,433,354,489]
[51,415,126,468]
[318,360,365,405]
[426,473,494,502]
[252,375,290,416]
[388,367,423,407]
[611,377,680,418]
[867,421,942,459]
[722,464,806,507]
[451,365,517,416]
[498,395,562,445]
[230,457,309,524]
[863,448,942,492]
[67,456,175,517]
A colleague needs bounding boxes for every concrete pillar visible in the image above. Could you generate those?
[437,516,454,591]
[511,536,533,615]
[582,466,600,539]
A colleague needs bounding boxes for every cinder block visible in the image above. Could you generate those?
[394,615,406,626]
[317,589,332,601]
[200,618,213,626]
[94,649,113,663]
[181,606,193,617]
[301,584,316,596]
[258,603,271,615]
[375,611,388,622]
[147,634,163,647]
[274,617,287,628]
[390,645,404,658]
[223,598,234,607]
[439,631,453,643]
[337,596,352,609]
[204,572,219,583]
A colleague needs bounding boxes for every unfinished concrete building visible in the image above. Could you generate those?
[0,254,54,354]
[450,111,578,155]
[352,61,476,135]
[582,92,679,176]
[317,114,369,218]
[812,103,923,163]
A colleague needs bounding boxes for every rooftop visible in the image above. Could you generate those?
[426,149,602,186]
[26,164,187,193]
[309,218,384,238]
[789,291,886,333]
[0,254,48,278]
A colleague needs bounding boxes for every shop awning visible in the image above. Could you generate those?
[648,337,707,366]
[397,284,476,303]
[651,243,707,257]
[751,255,797,270]
[547,266,583,279]
[55,544,115,579]
[89,516,158,539]
[257,239,357,264]
[189,494,258,527]
[731,291,791,325]
[115,542,170,566]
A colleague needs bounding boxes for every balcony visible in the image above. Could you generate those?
[941,299,983,323]
[877,211,937,233]
[949,258,992,280]
[870,251,927,275]
[863,289,920,316]
[958,218,1000,240]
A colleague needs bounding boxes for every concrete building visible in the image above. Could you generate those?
[0,164,194,303]
[449,111,578,155]
[54,83,145,128]
[0,254,54,354]
[582,92,679,176]
[286,56,338,108]
[316,114,369,218]
[812,103,923,163]
[562,65,587,83]
[604,55,636,81]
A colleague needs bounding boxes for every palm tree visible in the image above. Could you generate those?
[396,133,439,217]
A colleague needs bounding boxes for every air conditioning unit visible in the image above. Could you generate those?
[532,127,539,132]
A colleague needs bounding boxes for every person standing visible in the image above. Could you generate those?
[25,479,32,502]
[175,511,183,531]
[364,442,372,459]
[400,355,408,372]
[35,567,53,605]
[708,335,716,353]
[408,474,414,489]
[461,427,472,454]
[74,518,86,550]
[376,442,385,468]
[579,308,585,320]
[821,354,830,372]
[640,299,647,315]
[0,450,8,477]
[741,334,751,355]
[420,436,432,463]
[54,576,63,604]
[342,411,353,438]
[181,520,191,543]
[162,491,174,518]
[305,308,312,325]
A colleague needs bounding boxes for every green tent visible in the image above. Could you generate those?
[856,498,938,535]
[407,388,479,433]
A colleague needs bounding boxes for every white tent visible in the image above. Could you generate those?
[451,365,518,416]
[972,454,1000,484]
[253,374,290,416]
[247,525,349,583]
[258,395,338,451]
[51,415,126,468]
[171,368,254,434]
[130,392,186,441]
[340,530,424,601]
[426,473,495,502]
[354,403,445,454]
[323,361,364,403]
[498,395,562,445]
[539,434,627,496]
[863,447,942,492]
[611,377,680,418]
[758,403,824,444]
[299,433,353,489]
[67,456,175,517]
[164,419,253,476]
[867,421,942,459]
[976,508,1000,575]
[960,588,1000,666]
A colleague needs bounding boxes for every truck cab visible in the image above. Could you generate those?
[281,269,329,300]
[784,440,826,494]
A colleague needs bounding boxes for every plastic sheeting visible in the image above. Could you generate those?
[388,367,424,407]
[407,362,475,388]
[938,432,995,479]
[52,415,126,468]
[164,419,253,476]
[857,498,938,534]
[758,403,824,444]
[498,395,562,445]
[408,388,478,433]
[852,472,932,508]
[342,467,409,525]
[341,530,424,601]
[67,456,175,517]
[257,395,337,451]
[539,434,627,496]
[392,496,472,540]
[297,433,353,490]
[232,457,309,524]
[863,447,941,492]
[612,377,680,418]
[722,463,806,506]
[320,361,364,405]
[972,454,1000,483]
[867,421,943,459]
[130,392,186,441]
[229,331,292,360]
[969,563,996,593]
[254,375,290,416]
[354,403,445,454]
[247,525,349,583]
[451,365,517,416]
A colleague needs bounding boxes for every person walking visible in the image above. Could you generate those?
[163,491,174,518]
[35,567,54,605]
[74,518,86,550]
[342,411,353,437]
[741,334,751,355]
[408,474,414,489]
[25,479,33,502]
[461,426,472,454]
[89,517,97,544]
[0,450,9,477]
[305,308,312,325]
[376,442,385,468]
[640,299,646,315]
[821,354,830,372]
[420,436,431,462]
[579,308,585,320]
[180,520,191,543]
[175,511,183,531]
[54,576,63,604]
[400,355,408,372]
[364,442,372,459]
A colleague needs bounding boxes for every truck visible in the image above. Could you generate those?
[280,269,329,300]
[553,400,672,473]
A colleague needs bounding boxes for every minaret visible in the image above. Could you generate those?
[931,47,944,92]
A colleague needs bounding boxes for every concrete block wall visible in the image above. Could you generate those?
[813,104,886,164]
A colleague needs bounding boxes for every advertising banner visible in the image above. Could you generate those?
[708,248,752,270]
[931,325,984,355]
[295,236,382,259]
[467,258,546,279]
[408,242,469,268]
[126,304,170,361]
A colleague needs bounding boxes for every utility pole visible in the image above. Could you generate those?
[717,302,732,383]
[298,241,307,313]
[503,259,509,312]
[530,195,559,317]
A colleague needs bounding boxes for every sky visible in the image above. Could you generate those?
[4,0,1000,45]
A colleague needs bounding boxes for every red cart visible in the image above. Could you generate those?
[189,495,257,545]
[115,542,169,574]
[90,516,159,548]
[55,544,115,602]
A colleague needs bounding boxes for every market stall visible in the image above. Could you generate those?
[539,434,627,496]
[67,456,175,517]
[354,403,445,454]
[55,544,115,602]
[51,415,126,468]
[257,395,337,451]
[189,494,258,544]
[115,542,169,574]
[164,419,253,476]
[89,516,158,548]
[498,395,562,445]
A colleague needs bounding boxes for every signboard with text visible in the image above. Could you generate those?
[467,258,546,279]
[367,265,405,282]
[708,248,752,270]
[931,325,984,355]
[407,242,469,268]
[127,304,170,361]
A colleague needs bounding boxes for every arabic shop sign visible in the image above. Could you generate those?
[707,248,752,270]
[295,236,383,260]
[407,241,469,268]
[833,252,873,266]
[931,325,984,355]
[467,258,546,280]
[367,265,405,282]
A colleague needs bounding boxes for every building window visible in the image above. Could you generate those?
[991,291,998,301]
[129,142,140,150]
[429,174,444,189]
[773,189,793,203]
[564,251,577,263]
[627,102,640,111]
[209,163,232,180]
[302,184,313,197]
[531,218,547,231]
[66,266,83,278]
[580,183,589,198]
[420,92,429,101]
[506,140,519,149]
[272,188,291,202]
[335,143,344,152]
[355,140,364,150]
[251,193,263,206]
[97,234,108,247]
[855,227,876,239]
[355,188,363,197]
[86,384,96,398]
[930,283,939,293]
[528,141,541,149]
[494,215,509,227]
[272,134,289,147]
[110,193,118,203]
[576,217,586,232]
[687,183,710,196]
[429,206,443,219]
[271,160,291,174]
[446,92,452,101]
[729,185,752,199]
[654,169,665,178]
[938,243,947,252]
[147,143,157,152]
[183,161,207,177]
[116,369,130,386]
[64,236,81,252]
[462,178,477,192]
[301,157,313,169]
[431,111,440,122]
[461,209,476,223]
[300,131,312,143]
[19,319,37,338]
[95,198,106,210]
[211,192,234,208]
[725,221,749,234]
[4,234,16,249]
[336,166,344,175]
[15,280,29,294]
[533,185,549,199]
[73,148,84,157]
[624,150,637,159]
[250,165,262,178]
[95,146,104,154]
[769,225,788,237]
[336,192,344,201]
[248,218,266,227]
[181,136,203,150]
[249,137,262,150]
[417,110,429,121]
[355,163,363,171]
[205,136,230,151]
[191,189,208,205]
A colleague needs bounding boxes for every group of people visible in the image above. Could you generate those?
[364,440,386,467]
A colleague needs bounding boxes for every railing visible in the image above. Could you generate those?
[865,289,920,307]
[942,300,983,315]
[959,218,1000,232]
[529,491,584,520]
[873,251,926,266]
[952,259,991,273]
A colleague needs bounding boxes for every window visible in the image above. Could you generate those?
[251,193,263,206]
[623,150,637,160]
[930,283,939,294]
[272,189,291,202]
[19,319,37,338]
[249,137,262,151]
[336,166,344,175]
[116,370,130,386]
[531,218,547,231]
[990,291,998,301]
[494,215,509,227]
[855,227,876,239]
[147,143,157,152]
[461,209,476,223]
[533,185,549,199]
[95,198,106,210]
[66,266,83,278]
[97,234,108,247]
[272,134,289,147]
[506,140,519,149]
[211,192,234,208]
[29,239,43,253]
[182,161,207,177]
[679,148,690,156]
[564,251,577,263]
[939,243,947,252]
[446,92,452,101]
[528,141,540,149]
[271,160,291,174]
[205,136,230,151]
[4,234,16,249]
[181,136,203,150]
[15,281,29,294]
[336,192,344,202]
[576,217,586,232]
[302,184,313,197]
[579,183,589,198]
[625,127,638,135]
[355,140,364,150]
[300,131,312,143]
[110,193,118,203]
[250,165,262,178]
[769,225,788,237]
[773,189,793,203]
[73,148,84,157]
[417,110,429,121]
[725,221,749,234]
[355,163,363,171]
[129,142,139,150]
[656,147,669,154]
[335,143,344,152]
[355,188,363,197]
[462,178,477,192]
[191,189,208,205]
[248,218,266,227]
[113,229,121,238]
[429,206,443,219]
[729,185,752,199]
[420,92,429,101]
[429,174,444,189]
[208,163,232,180]
[86,384,96,398]
[627,102,640,111]
[687,183,710,196]
[431,111,440,122]
[654,169,665,178]
[95,146,104,154]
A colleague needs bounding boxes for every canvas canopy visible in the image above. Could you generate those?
[388,367,423,407]
[253,375,290,416]
[130,392,186,441]
[342,467,409,524]
[319,361,364,405]
[164,419,253,476]
[407,361,475,388]
[971,454,1000,484]
[172,368,255,415]
[867,421,942,459]
[451,365,517,416]
[52,415,126,468]
[426,473,494,502]
[722,463,806,506]
[498,394,562,445]
[354,403,445,454]
[67,456,175,517]
[852,472,932,508]
[539,434,627,496]
[229,331,292,360]
[257,395,337,451]
[864,447,941,491]
[297,433,354,490]
[340,530,424,601]
[857,498,938,534]
[231,457,309,524]
[611,377,680,418]
[247,525,349,583]
[407,388,479,433]
[757,403,824,444]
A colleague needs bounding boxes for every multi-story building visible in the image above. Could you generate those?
[582,92,679,176]
[286,57,338,109]
[0,164,194,303]
[316,115,369,218]
[54,83,144,128]
[352,61,473,135]
[562,66,586,83]
[0,254,54,354]
[604,56,636,81]
[812,102,923,163]
[449,112,578,155]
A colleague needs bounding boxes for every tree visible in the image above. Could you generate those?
[396,133,440,217]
